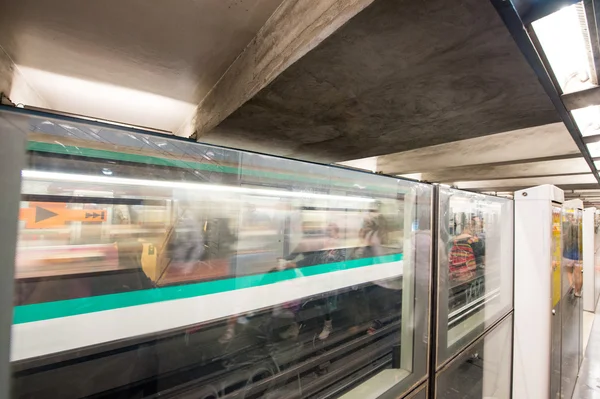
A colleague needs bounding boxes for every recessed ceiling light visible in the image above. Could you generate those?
[586,142,600,157]
[531,2,595,94]
[572,106,600,137]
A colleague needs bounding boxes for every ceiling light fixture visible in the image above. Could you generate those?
[531,2,595,94]
[587,142,600,157]
[572,106,600,137]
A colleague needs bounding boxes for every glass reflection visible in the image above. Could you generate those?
[437,187,513,367]
[560,204,584,399]
[435,315,513,399]
[8,111,432,399]
[550,205,562,399]
[595,211,600,306]
[562,210,583,297]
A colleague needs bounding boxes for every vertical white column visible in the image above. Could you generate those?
[513,185,564,399]
[584,208,596,312]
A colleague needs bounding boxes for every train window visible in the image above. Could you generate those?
[435,187,514,368]
[6,110,433,399]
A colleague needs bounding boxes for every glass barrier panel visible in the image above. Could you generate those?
[5,108,432,399]
[596,211,600,306]
[551,204,562,399]
[435,314,513,398]
[436,187,513,367]
[405,383,427,399]
[560,203,583,399]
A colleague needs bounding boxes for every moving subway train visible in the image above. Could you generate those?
[4,109,513,398]
[8,110,435,399]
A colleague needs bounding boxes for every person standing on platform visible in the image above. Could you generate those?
[563,213,582,297]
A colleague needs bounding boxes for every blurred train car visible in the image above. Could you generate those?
[8,112,434,399]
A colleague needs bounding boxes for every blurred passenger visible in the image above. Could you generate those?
[563,213,582,297]
[316,223,346,340]
[112,203,140,271]
[448,220,482,282]
[472,216,485,240]
[168,210,205,271]
[244,203,273,229]
[113,204,131,225]
[354,206,391,334]
[283,223,344,340]
[285,222,326,266]
[270,258,304,340]
[219,204,276,344]
[470,216,486,268]
[358,202,388,258]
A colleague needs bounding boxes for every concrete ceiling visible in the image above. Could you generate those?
[0,0,597,197]
[0,0,285,132]
[342,123,581,174]
[340,121,599,192]
[200,0,561,163]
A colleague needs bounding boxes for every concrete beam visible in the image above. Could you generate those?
[417,157,589,183]
[477,183,600,193]
[0,46,14,99]
[562,86,600,110]
[341,123,579,175]
[0,46,49,108]
[454,173,597,190]
[194,0,375,138]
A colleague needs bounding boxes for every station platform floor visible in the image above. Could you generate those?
[572,301,600,398]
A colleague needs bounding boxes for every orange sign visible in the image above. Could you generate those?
[20,204,107,228]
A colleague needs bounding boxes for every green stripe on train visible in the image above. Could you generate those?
[26,141,403,193]
[27,141,241,174]
[13,253,403,324]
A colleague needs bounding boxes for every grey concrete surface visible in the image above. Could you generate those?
[0,0,284,104]
[0,47,13,98]
[341,123,579,175]
[195,0,377,137]
[205,0,560,163]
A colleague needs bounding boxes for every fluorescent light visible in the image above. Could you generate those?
[572,106,600,137]
[21,170,375,203]
[532,3,595,94]
[588,142,600,157]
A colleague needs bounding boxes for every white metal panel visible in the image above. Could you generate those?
[564,199,584,209]
[513,185,563,399]
[515,184,564,202]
